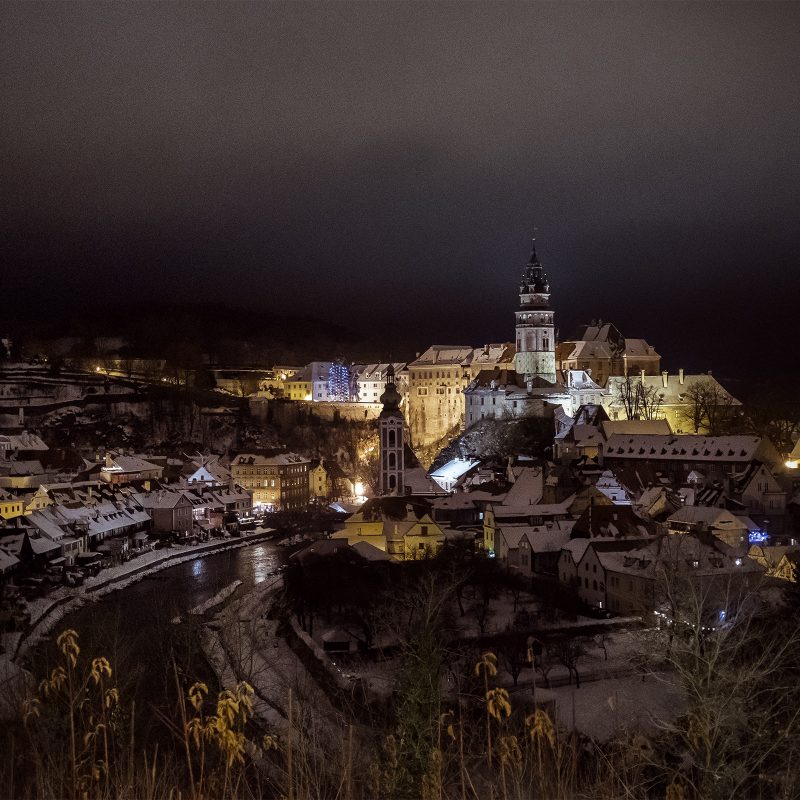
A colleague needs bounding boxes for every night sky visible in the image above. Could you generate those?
[3,3,799,379]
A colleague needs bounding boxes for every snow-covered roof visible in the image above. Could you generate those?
[596,534,762,578]
[28,510,67,541]
[404,467,449,496]
[493,499,573,519]
[232,452,309,467]
[430,458,480,485]
[503,467,544,506]
[602,435,769,463]
[356,363,409,381]
[351,540,394,561]
[139,490,189,510]
[410,345,474,367]
[499,524,572,553]
[561,539,591,563]
[606,373,740,407]
[0,460,45,476]
[594,470,632,505]
[0,431,48,451]
[26,534,62,554]
[0,548,20,572]
[600,420,672,438]
[99,454,162,474]
[466,343,516,367]
[667,506,750,530]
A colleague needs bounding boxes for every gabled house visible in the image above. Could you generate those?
[666,506,755,550]
[495,522,574,578]
[733,462,787,517]
[139,490,193,533]
[332,496,445,560]
[483,498,573,554]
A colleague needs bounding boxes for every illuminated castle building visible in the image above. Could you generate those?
[465,240,572,426]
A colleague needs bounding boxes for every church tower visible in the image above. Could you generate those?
[378,364,405,495]
[513,239,557,384]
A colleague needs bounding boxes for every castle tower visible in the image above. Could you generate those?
[378,364,405,495]
[513,239,557,384]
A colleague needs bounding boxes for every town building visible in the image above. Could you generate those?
[598,434,783,484]
[568,534,764,618]
[665,506,756,550]
[556,321,661,385]
[603,371,740,434]
[0,487,24,520]
[332,496,445,560]
[407,345,475,449]
[354,363,409,406]
[407,344,515,450]
[230,452,310,511]
[88,453,163,486]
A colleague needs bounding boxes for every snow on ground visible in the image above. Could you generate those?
[201,577,349,735]
[188,580,242,616]
[548,672,684,741]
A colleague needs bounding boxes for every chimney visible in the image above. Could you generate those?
[105,453,113,469]
[661,371,668,388]
[679,368,685,385]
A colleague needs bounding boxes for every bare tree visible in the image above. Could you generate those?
[616,375,664,421]
[556,637,587,688]
[679,377,740,435]
[637,567,800,800]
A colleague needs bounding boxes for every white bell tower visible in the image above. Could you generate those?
[378,365,405,495]
[513,239,557,384]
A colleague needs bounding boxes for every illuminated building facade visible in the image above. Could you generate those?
[230,452,310,510]
[556,321,660,385]
[514,240,556,383]
[407,344,514,449]
[378,365,405,495]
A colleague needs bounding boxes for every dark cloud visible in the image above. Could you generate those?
[2,2,798,378]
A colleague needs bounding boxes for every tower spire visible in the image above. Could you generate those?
[514,236,556,384]
[529,237,538,265]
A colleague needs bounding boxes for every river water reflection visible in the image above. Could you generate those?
[26,541,287,743]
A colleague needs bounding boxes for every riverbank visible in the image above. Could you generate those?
[10,528,276,662]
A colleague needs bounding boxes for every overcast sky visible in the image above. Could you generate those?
[2,2,798,377]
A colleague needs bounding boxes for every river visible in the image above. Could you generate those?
[24,541,288,744]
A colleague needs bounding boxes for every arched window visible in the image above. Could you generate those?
[388,429,396,447]
[388,452,396,468]
[389,475,396,489]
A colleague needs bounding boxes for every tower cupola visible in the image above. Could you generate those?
[513,238,557,384]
